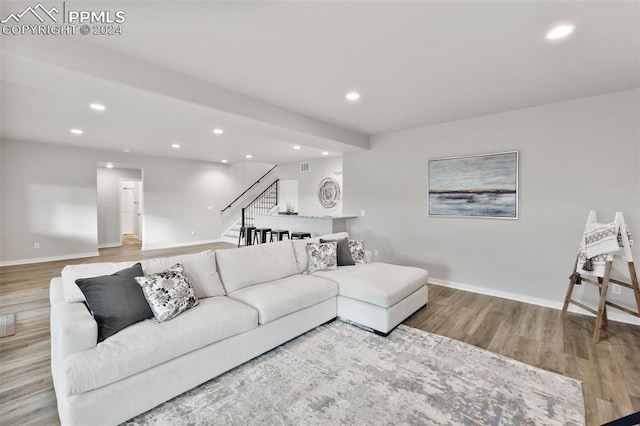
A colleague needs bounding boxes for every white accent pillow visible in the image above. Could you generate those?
[349,240,366,264]
[305,241,338,273]
[135,263,198,322]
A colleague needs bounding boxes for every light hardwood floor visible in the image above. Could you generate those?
[1,237,639,425]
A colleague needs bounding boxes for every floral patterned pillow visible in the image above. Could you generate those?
[135,262,198,322]
[305,241,338,273]
[349,240,366,264]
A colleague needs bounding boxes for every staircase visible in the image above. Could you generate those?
[222,179,279,244]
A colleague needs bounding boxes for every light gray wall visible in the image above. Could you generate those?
[0,140,260,263]
[344,89,640,320]
[277,157,343,216]
[1,140,100,262]
[96,167,142,247]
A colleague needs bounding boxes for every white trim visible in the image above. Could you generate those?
[0,252,100,267]
[141,239,224,251]
[97,242,122,249]
[221,236,238,245]
[430,277,640,326]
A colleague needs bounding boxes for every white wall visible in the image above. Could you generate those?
[344,89,640,322]
[1,141,101,263]
[96,166,142,247]
[0,140,263,264]
[277,157,343,216]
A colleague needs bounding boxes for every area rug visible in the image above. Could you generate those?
[125,321,585,425]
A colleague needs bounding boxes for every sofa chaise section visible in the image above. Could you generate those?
[315,262,429,335]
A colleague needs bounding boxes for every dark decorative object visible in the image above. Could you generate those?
[568,272,582,285]
[318,177,341,209]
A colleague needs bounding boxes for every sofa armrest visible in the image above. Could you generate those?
[365,250,373,263]
[50,298,97,376]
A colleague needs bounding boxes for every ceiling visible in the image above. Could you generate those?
[1,1,638,164]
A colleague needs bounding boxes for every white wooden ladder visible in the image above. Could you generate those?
[561,211,640,343]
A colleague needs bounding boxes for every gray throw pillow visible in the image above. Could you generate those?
[76,263,153,343]
[320,237,355,266]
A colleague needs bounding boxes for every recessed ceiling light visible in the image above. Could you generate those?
[546,24,575,40]
[293,145,301,150]
[123,149,130,153]
[106,163,114,169]
[213,129,224,135]
[90,103,106,111]
[246,154,253,159]
[322,151,329,156]
[70,128,83,135]
[346,91,360,101]
[221,159,228,163]
[171,144,181,148]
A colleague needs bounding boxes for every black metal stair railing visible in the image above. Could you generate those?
[221,165,278,213]
[242,179,279,229]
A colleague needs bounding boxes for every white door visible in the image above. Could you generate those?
[279,180,298,213]
[121,181,136,235]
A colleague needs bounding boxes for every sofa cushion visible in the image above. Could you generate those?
[228,275,338,324]
[319,232,349,241]
[62,261,137,302]
[292,237,320,274]
[215,240,298,293]
[140,250,224,298]
[61,250,224,303]
[314,262,428,308]
[76,263,153,343]
[61,296,258,396]
[135,263,199,322]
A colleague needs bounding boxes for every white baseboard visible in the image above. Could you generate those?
[98,242,122,249]
[142,239,225,251]
[0,252,100,267]
[221,236,238,245]
[430,277,640,326]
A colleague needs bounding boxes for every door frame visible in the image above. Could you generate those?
[120,178,143,244]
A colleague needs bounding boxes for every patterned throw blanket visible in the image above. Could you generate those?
[577,222,634,277]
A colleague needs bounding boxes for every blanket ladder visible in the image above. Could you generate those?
[560,211,640,343]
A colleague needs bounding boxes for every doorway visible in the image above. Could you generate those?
[121,179,143,241]
[279,180,299,213]
[96,164,143,248]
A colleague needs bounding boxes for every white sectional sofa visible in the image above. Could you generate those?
[50,232,428,425]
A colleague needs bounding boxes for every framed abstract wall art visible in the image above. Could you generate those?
[428,151,518,219]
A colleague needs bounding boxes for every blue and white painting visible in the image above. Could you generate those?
[428,151,518,219]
